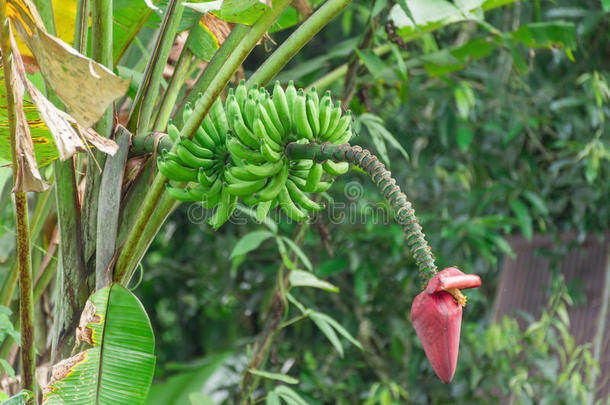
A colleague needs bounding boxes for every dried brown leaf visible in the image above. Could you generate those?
[10,0,130,128]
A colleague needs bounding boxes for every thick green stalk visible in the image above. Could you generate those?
[83,0,114,264]
[247,0,353,86]
[114,0,293,284]
[0,8,35,397]
[153,34,196,132]
[174,24,250,127]
[95,127,131,289]
[127,0,184,135]
[285,142,437,283]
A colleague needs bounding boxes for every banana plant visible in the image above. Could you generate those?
[0,0,579,403]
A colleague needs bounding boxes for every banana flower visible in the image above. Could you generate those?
[410,267,481,383]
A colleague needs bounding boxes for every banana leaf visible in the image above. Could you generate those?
[43,284,156,405]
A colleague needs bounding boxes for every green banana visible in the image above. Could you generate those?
[198,168,218,187]
[226,178,267,196]
[256,200,273,222]
[326,111,352,144]
[211,97,229,135]
[286,179,324,211]
[227,136,267,164]
[290,175,333,193]
[254,118,283,151]
[168,123,180,142]
[261,139,283,163]
[208,187,237,230]
[305,162,324,192]
[194,126,217,150]
[244,159,285,178]
[228,166,261,182]
[232,115,260,149]
[182,103,193,124]
[158,158,199,182]
[244,94,257,129]
[176,144,215,169]
[202,114,221,146]
[293,90,313,140]
[166,185,193,202]
[258,101,284,144]
[247,84,260,102]
[203,176,223,197]
[285,81,297,131]
[331,128,352,145]
[290,159,314,170]
[256,164,289,201]
[322,102,342,139]
[262,94,285,139]
[308,87,319,106]
[306,94,320,137]
[323,160,349,176]
[273,81,291,132]
[278,185,308,222]
[235,80,248,106]
[242,194,258,206]
[226,94,243,124]
[181,139,214,159]
[318,98,332,136]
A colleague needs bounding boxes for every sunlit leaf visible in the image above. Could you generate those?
[42,284,156,405]
[230,230,275,258]
[509,199,533,240]
[289,270,339,292]
[248,369,299,384]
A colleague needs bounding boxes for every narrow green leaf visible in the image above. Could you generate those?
[354,49,386,78]
[249,369,299,384]
[289,270,339,292]
[0,391,31,405]
[310,312,363,350]
[0,359,15,379]
[522,191,549,216]
[281,237,312,271]
[510,199,533,240]
[266,391,281,405]
[274,386,309,405]
[230,230,275,258]
[310,312,344,357]
[457,125,473,152]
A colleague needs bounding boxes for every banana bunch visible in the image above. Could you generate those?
[159,98,237,229]
[161,80,354,226]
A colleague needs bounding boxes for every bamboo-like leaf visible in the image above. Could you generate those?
[42,284,156,405]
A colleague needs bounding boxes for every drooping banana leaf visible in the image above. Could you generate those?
[0,72,58,168]
[43,283,156,405]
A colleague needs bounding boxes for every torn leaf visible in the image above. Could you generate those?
[9,27,118,161]
[9,0,130,128]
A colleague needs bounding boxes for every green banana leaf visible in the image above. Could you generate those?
[43,283,156,405]
[0,72,58,168]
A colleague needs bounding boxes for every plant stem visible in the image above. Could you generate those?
[247,0,353,86]
[114,0,293,284]
[153,33,195,132]
[95,127,131,289]
[285,142,438,283]
[174,24,250,127]
[127,0,184,135]
[13,192,35,396]
[307,44,391,91]
[0,7,35,397]
[83,0,114,264]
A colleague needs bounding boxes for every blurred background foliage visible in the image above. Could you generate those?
[52,0,610,403]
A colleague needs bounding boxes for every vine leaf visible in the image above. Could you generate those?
[42,283,156,405]
[9,0,130,128]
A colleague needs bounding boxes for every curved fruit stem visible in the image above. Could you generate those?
[285,142,438,284]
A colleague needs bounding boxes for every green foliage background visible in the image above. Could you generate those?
[131,0,609,404]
